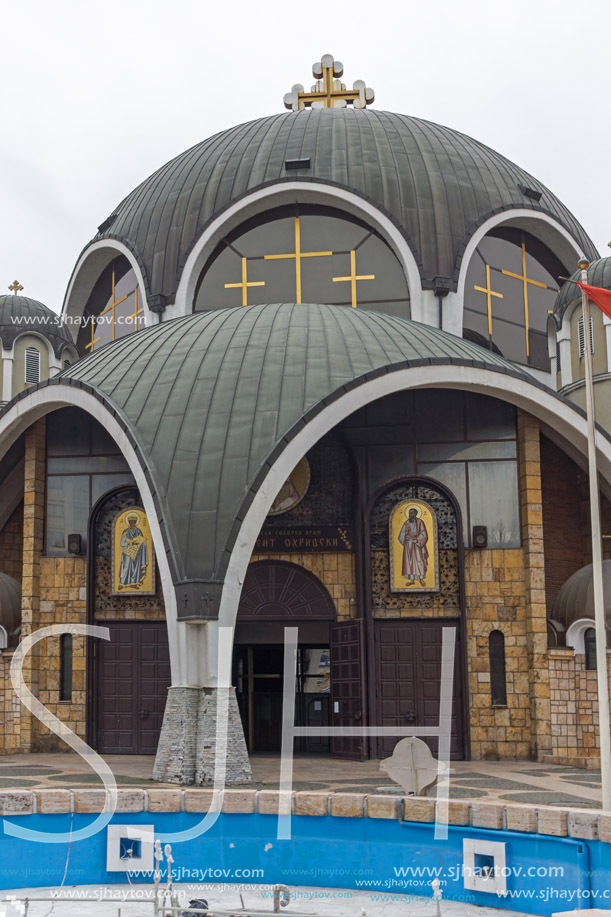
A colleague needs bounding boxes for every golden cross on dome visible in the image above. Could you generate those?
[8,280,23,295]
[284,54,374,111]
[474,264,503,337]
[333,250,375,308]
[224,258,265,307]
[502,242,548,357]
[264,217,332,303]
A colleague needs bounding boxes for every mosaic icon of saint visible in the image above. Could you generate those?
[398,505,428,587]
[118,512,149,588]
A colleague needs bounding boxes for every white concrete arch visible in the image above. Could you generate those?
[0,386,201,687]
[61,240,155,344]
[447,210,586,339]
[216,364,611,656]
[170,182,424,323]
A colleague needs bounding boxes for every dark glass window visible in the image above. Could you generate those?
[585,627,597,671]
[60,634,73,701]
[45,407,135,555]
[194,204,410,316]
[464,228,566,371]
[489,630,507,706]
[77,256,144,355]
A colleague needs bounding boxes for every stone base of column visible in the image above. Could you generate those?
[153,686,200,784]
[153,685,252,785]
[195,687,252,785]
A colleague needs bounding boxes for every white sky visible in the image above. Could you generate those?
[2,0,610,311]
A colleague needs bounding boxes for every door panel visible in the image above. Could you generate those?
[374,619,464,759]
[96,621,170,755]
[330,619,366,759]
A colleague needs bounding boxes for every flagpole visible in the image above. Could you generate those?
[578,258,611,811]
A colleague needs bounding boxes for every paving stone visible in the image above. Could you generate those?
[35,790,71,814]
[403,797,435,823]
[599,814,611,844]
[505,804,537,833]
[366,796,400,819]
[184,789,215,813]
[537,806,568,836]
[294,792,329,816]
[74,790,111,813]
[0,791,34,815]
[568,810,599,840]
[445,801,471,826]
[257,791,294,815]
[146,789,182,812]
[329,793,365,817]
[221,790,256,814]
[471,803,504,829]
[115,790,145,813]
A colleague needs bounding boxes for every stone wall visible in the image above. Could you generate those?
[548,646,611,766]
[464,548,530,760]
[0,504,23,583]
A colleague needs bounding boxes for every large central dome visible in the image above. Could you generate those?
[91,109,596,305]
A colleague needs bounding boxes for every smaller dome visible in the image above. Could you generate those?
[0,573,21,648]
[0,293,73,357]
[552,560,611,630]
[553,256,611,326]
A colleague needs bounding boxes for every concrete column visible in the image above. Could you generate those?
[153,685,251,785]
[20,418,46,752]
[517,410,551,759]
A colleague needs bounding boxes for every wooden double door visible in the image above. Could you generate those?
[374,618,465,760]
[95,621,171,754]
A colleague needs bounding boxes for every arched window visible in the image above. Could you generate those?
[25,347,41,384]
[489,630,507,706]
[60,633,73,701]
[584,627,597,671]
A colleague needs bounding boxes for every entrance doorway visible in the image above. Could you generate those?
[95,621,170,754]
[374,618,465,759]
[235,560,337,756]
[233,644,330,754]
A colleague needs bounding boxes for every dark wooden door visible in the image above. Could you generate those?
[374,619,464,759]
[96,621,171,754]
[330,620,367,760]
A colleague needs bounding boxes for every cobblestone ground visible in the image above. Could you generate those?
[0,755,601,808]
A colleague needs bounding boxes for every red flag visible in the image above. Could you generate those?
[575,282,611,321]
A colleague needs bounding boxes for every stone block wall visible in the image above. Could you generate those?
[0,504,23,583]
[249,552,356,620]
[464,548,530,759]
[548,646,611,766]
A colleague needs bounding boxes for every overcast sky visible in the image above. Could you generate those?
[2,0,610,312]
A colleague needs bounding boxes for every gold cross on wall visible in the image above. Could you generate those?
[85,319,100,353]
[333,250,375,308]
[264,217,332,303]
[284,54,374,111]
[8,280,23,295]
[129,287,144,331]
[224,257,265,307]
[502,243,548,357]
[473,264,503,336]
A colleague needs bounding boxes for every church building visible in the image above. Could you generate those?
[1,55,610,783]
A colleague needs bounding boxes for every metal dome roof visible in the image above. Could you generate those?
[89,109,597,308]
[0,294,73,357]
[553,256,611,327]
[552,560,611,630]
[13,302,538,616]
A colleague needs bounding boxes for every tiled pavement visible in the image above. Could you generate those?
[0,754,601,809]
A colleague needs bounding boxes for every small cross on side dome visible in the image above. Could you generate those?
[283,53,374,111]
[8,280,23,295]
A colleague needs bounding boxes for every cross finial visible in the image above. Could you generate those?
[284,54,374,112]
[8,280,23,295]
